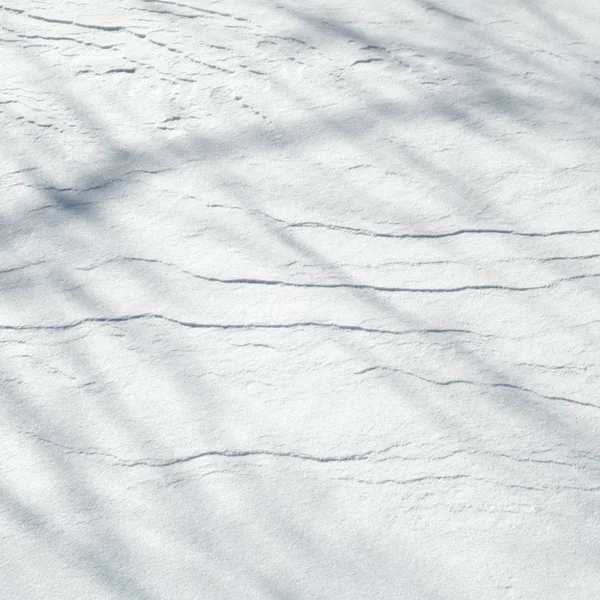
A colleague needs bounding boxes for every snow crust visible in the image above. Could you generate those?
[1,1,599,598]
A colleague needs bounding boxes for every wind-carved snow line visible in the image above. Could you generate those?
[337,474,469,486]
[0,313,492,339]
[210,203,600,245]
[17,427,402,468]
[15,33,119,50]
[325,253,600,268]
[0,260,47,275]
[0,5,24,15]
[142,36,234,74]
[374,448,581,469]
[133,7,206,20]
[351,58,384,66]
[76,256,600,293]
[355,365,600,411]
[1,5,236,75]
[284,222,600,240]
[126,448,376,468]
[262,34,317,50]
[140,0,243,19]
[495,481,600,493]
[25,12,124,32]
[337,474,600,493]
[30,168,171,197]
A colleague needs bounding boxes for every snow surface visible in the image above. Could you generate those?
[1,0,600,597]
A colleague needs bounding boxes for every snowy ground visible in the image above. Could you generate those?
[1,1,600,598]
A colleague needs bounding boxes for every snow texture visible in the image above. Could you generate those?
[1,0,599,598]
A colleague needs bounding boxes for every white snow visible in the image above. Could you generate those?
[1,0,599,598]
